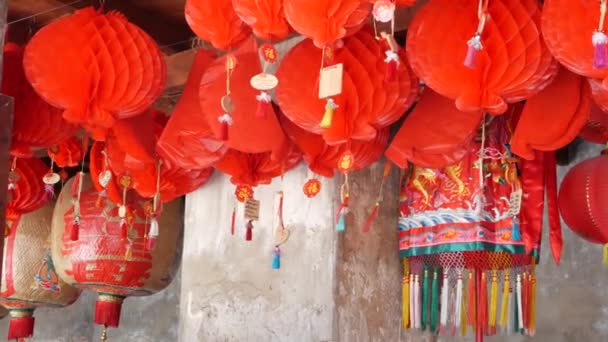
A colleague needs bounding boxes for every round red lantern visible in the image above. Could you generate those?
[51,175,183,334]
[558,153,608,244]
[1,202,80,340]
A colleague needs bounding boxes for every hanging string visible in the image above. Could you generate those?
[8,0,84,25]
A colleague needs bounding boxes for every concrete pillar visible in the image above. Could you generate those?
[180,165,337,342]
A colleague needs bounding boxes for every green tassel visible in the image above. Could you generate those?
[421,268,429,331]
[430,269,439,333]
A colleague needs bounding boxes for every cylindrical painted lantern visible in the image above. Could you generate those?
[0,202,80,340]
[558,153,608,244]
[51,174,183,333]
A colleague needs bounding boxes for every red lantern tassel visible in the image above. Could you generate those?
[230,207,236,236]
[362,203,379,233]
[217,113,233,141]
[245,220,253,241]
[256,91,273,119]
[384,50,400,82]
[7,312,35,340]
[480,271,488,336]
[95,295,124,328]
[69,219,80,241]
[467,271,476,329]
[146,218,159,251]
[120,219,128,239]
[475,270,484,342]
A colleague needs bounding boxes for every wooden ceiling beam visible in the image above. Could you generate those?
[7,0,77,24]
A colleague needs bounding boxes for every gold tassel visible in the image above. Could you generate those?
[461,275,467,337]
[319,98,337,128]
[603,244,608,265]
[489,270,498,332]
[499,270,510,329]
[402,259,410,329]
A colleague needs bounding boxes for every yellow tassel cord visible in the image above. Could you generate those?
[402,259,410,329]
[499,271,510,329]
[489,270,498,331]
[603,244,608,265]
[461,276,467,337]
[529,266,537,336]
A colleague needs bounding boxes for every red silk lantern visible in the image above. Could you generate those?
[542,0,608,87]
[558,153,608,244]
[47,136,85,168]
[232,0,291,40]
[2,42,78,157]
[23,7,166,140]
[51,175,183,334]
[511,68,591,160]
[386,88,482,169]
[215,142,302,186]
[185,0,251,50]
[1,203,80,341]
[200,37,288,156]
[158,50,227,170]
[281,115,388,178]
[283,0,370,48]
[277,29,417,145]
[407,0,557,114]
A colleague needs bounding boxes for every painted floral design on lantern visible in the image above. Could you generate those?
[35,254,61,292]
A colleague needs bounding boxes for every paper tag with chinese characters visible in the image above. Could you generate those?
[318,63,343,99]
[244,198,260,221]
[508,189,522,216]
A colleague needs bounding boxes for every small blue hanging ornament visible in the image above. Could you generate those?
[272,246,281,269]
[336,194,349,232]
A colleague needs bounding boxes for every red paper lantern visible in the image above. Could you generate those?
[23,7,166,140]
[407,0,557,114]
[185,0,251,50]
[2,42,78,157]
[558,153,608,244]
[47,136,85,168]
[200,37,288,156]
[6,157,51,220]
[215,142,302,186]
[232,0,291,41]
[579,104,608,144]
[158,50,227,170]
[283,0,370,48]
[51,175,183,333]
[277,29,417,145]
[1,203,80,341]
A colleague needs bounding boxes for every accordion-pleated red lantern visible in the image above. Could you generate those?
[277,29,417,145]
[200,37,288,156]
[2,43,78,157]
[232,0,291,40]
[542,0,608,87]
[7,158,50,219]
[511,68,591,160]
[558,153,608,244]
[214,142,302,186]
[579,104,608,144]
[281,116,388,178]
[283,0,370,48]
[23,7,166,140]
[386,88,482,169]
[47,136,84,168]
[407,0,557,114]
[158,50,227,170]
[104,112,214,203]
[185,0,251,50]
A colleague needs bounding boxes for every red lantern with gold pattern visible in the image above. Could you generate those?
[558,153,608,244]
[51,175,183,335]
[1,202,80,341]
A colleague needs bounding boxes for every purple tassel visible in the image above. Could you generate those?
[593,31,608,69]
[464,34,482,69]
[45,184,55,199]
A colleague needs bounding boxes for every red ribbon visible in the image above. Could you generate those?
[544,151,563,265]
[520,151,545,255]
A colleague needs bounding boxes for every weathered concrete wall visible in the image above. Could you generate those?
[180,165,337,342]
